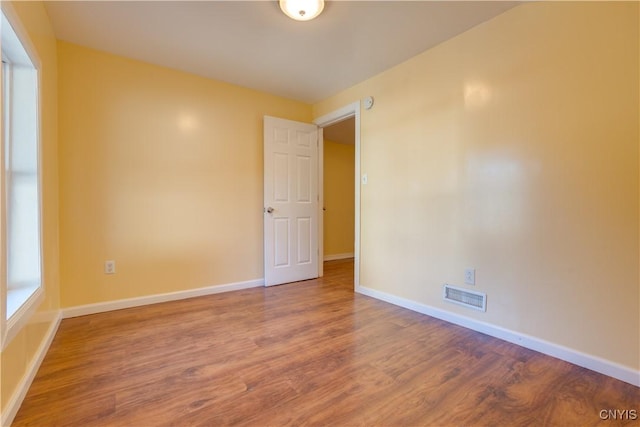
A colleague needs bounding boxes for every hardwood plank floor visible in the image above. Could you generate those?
[13,259,639,426]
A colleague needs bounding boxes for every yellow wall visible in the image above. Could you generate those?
[1,0,60,416]
[323,140,355,257]
[314,2,639,370]
[58,42,312,308]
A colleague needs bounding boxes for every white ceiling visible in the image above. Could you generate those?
[44,1,517,104]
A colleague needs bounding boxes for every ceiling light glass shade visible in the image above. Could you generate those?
[279,0,324,21]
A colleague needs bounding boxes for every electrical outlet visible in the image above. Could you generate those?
[464,268,475,285]
[105,260,116,274]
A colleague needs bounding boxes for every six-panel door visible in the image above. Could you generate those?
[264,116,319,286]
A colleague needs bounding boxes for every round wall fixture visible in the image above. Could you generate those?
[364,96,375,110]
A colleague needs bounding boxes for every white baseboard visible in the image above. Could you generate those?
[323,253,354,261]
[356,285,640,387]
[63,278,264,319]
[2,312,62,427]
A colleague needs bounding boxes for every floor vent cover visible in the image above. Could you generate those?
[443,284,487,312]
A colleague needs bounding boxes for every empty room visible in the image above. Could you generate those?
[0,1,638,425]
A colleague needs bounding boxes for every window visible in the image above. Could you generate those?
[1,8,43,346]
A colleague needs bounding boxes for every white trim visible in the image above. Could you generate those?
[0,48,6,342]
[314,101,361,289]
[323,253,355,261]
[356,285,640,387]
[314,103,359,128]
[318,127,324,278]
[1,312,62,427]
[62,278,264,319]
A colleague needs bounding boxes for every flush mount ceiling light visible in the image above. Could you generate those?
[279,0,325,21]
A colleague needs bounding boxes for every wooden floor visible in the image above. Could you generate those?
[13,259,639,426]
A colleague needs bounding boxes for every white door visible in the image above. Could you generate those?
[264,116,319,286]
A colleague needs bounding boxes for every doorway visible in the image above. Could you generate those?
[315,102,361,289]
[322,117,355,261]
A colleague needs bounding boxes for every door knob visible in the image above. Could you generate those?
[266,207,274,214]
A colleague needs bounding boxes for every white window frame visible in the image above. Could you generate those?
[1,4,45,349]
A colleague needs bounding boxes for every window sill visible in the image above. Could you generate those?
[7,284,39,318]
[3,285,44,349]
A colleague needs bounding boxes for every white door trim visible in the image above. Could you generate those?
[317,127,324,278]
[314,101,361,289]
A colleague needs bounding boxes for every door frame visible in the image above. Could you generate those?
[314,101,361,289]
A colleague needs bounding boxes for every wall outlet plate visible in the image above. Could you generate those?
[464,268,475,285]
[105,260,116,274]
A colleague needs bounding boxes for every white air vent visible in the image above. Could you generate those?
[443,284,486,312]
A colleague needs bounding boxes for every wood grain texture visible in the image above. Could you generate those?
[13,260,639,426]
